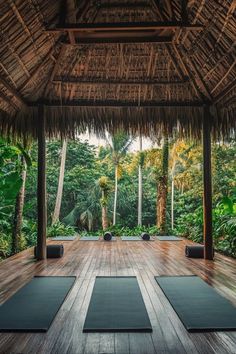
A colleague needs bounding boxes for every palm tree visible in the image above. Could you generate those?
[138,135,144,226]
[98,176,111,230]
[106,132,133,225]
[157,137,169,233]
[12,143,31,254]
[169,140,186,230]
[52,139,67,224]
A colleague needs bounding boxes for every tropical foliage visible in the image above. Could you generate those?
[0,136,236,260]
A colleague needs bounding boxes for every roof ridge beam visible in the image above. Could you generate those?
[28,99,205,108]
[53,78,188,85]
[46,21,203,32]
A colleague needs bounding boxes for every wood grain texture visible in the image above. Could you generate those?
[0,237,236,353]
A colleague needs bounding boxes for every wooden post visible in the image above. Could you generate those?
[203,105,213,260]
[37,104,47,260]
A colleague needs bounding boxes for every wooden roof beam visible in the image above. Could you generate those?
[152,0,169,21]
[172,44,207,101]
[46,21,203,32]
[181,0,189,24]
[61,36,173,45]
[98,2,149,9]
[44,46,67,97]
[214,79,236,104]
[0,91,18,110]
[211,58,236,94]
[0,76,27,108]
[53,78,188,85]
[185,53,213,101]
[165,44,186,81]
[59,0,76,44]
[19,42,61,91]
[28,99,204,108]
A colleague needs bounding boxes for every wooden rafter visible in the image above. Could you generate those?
[53,78,188,86]
[166,0,175,20]
[172,44,205,100]
[76,0,90,21]
[0,75,27,107]
[181,0,188,23]
[214,79,236,104]
[19,42,61,92]
[186,54,212,100]
[47,21,203,32]
[29,99,204,107]
[59,0,67,26]
[152,0,169,21]
[0,91,18,110]
[211,58,236,94]
[165,44,186,81]
[99,2,149,9]
[61,36,173,44]
[44,45,67,97]
[8,0,56,63]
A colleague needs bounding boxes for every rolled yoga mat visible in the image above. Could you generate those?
[83,276,152,332]
[0,276,76,332]
[141,233,150,241]
[185,245,214,258]
[34,245,64,258]
[155,275,236,332]
[185,245,204,258]
[103,231,112,241]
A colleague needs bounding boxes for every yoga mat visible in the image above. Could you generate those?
[155,275,236,332]
[156,236,182,241]
[102,237,116,241]
[51,236,77,241]
[83,276,152,332]
[80,236,100,241]
[121,236,142,241]
[0,276,76,332]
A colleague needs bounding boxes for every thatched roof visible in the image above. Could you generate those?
[0,0,235,139]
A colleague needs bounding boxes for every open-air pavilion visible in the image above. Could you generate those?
[0,0,236,353]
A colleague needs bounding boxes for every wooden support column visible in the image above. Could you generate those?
[203,105,213,260]
[37,104,47,260]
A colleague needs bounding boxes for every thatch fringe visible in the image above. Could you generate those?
[0,105,235,141]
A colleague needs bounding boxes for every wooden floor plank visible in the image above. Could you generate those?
[0,238,236,354]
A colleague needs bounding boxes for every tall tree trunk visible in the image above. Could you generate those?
[138,135,142,226]
[12,158,27,254]
[157,137,169,233]
[113,164,118,225]
[52,139,67,224]
[101,190,108,230]
[171,176,174,230]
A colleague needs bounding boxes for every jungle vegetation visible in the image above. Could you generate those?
[0,135,235,260]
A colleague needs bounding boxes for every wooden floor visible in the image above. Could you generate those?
[0,237,236,354]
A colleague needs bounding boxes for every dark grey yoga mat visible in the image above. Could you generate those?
[51,235,77,241]
[80,236,100,241]
[83,276,152,332]
[121,236,141,241]
[155,276,236,332]
[156,236,182,241]
[0,276,76,332]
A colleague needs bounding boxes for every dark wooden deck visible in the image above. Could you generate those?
[0,237,236,354]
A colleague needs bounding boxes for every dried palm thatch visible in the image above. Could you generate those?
[0,0,235,140]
